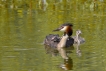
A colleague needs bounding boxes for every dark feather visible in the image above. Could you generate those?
[44,34,60,48]
[44,34,74,48]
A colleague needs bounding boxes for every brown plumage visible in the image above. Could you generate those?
[64,26,73,36]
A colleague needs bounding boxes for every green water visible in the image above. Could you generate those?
[0,0,106,71]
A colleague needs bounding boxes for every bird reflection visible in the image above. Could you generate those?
[44,45,73,70]
[60,57,73,70]
[44,44,74,57]
[44,45,59,56]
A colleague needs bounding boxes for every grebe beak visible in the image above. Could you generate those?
[53,28,60,31]
[53,26,64,32]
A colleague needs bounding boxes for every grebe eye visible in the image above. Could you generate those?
[61,26,64,28]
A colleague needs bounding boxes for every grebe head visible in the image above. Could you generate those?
[76,30,82,36]
[53,23,73,36]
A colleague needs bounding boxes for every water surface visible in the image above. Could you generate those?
[0,0,106,71]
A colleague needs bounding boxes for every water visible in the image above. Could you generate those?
[0,0,106,71]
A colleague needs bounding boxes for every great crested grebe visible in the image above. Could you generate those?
[44,23,74,59]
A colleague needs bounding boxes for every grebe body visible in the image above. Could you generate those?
[44,23,74,49]
[44,23,74,59]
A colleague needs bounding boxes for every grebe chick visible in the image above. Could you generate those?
[44,23,74,59]
[72,30,85,56]
[72,30,85,44]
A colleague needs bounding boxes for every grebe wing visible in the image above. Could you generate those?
[44,34,60,48]
[66,37,74,47]
[79,37,85,44]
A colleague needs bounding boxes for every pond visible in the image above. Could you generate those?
[0,0,106,71]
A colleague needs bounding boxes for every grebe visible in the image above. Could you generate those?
[72,30,85,44]
[44,23,74,59]
[72,30,85,56]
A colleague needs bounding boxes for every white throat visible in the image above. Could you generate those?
[57,34,69,49]
[57,34,69,59]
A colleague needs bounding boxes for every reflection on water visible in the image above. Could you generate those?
[60,57,73,70]
[44,45,59,56]
[44,44,74,70]
[0,0,106,71]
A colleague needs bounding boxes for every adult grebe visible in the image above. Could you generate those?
[44,23,74,59]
